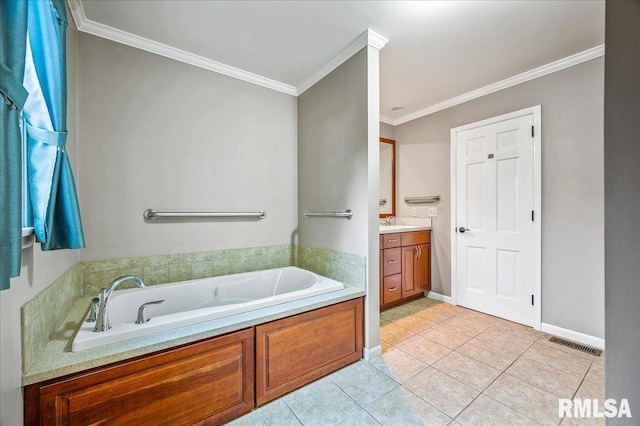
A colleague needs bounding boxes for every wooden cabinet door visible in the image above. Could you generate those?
[255,298,363,406]
[416,243,431,292]
[24,329,254,426]
[402,246,418,298]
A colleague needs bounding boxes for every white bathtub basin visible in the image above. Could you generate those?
[72,266,344,352]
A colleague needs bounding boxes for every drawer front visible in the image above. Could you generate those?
[383,275,402,305]
[402,230,430,246]
[382,248,402,276]
[382,233,402,249]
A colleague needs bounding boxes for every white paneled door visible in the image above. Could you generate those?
[453,110,537,326]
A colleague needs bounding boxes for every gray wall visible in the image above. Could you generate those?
[298,49,369,257]
[393,58,604,339]
[0,14,80,426]
[604,1,640,421]
[380,122,395,140]
[298,47,380,350]
[76,34,298,261]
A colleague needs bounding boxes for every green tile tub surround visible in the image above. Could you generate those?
[297,245,366,289]
[21,243,363,373]
[81,244,296,296]
[21,264,83,372]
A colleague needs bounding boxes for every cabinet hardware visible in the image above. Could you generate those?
[388,259,398,264]
[389,287,398,291]
[388,238,397,242]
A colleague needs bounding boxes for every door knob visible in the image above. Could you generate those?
[458,226,471,233]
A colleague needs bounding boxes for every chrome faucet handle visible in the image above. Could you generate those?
[135,300,165,324]
[85,297,100,322]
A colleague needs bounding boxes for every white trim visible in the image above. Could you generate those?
[450,106,542,330]
[541,323,605,350]
[67,1,297,96]
[297,29,388,95]
[363,345,382,361]
[383,45,604,126]
[426,291,453,304]
[379,115,396,126]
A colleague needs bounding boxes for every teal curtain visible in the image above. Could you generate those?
[23,0,84,250]
[0,0,29,290]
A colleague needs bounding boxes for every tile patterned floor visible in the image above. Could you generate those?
[227,298,605,426]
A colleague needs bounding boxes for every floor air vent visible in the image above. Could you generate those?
[549,337,602,356]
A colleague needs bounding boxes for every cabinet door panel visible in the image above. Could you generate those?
[402,246,418,297]
[256,298,363,405]
[417,243,431,292]
[26,329,254,426]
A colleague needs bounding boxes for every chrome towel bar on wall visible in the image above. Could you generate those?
[143,209,267,220]
[304,209,353,219]
[404,196,441,204]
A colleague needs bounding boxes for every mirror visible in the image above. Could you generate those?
[379,138,395,217]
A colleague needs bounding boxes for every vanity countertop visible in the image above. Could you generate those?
[379,224,431,234]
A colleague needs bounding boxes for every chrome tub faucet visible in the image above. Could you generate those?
[93,275,145,332]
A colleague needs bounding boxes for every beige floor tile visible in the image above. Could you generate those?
[432,351,501,392]
[559,381,606,426]
[456,309,500,326]
[522,342,592,377]
[456,394,539,426]
[412,308,456,323]
[535,336,598,361]
[419,324,473,350]
[456,339,519,371]
[506,357,583,399]
[584,361,605,385]
[380,308,411,322]
[491,321,545,341]
[395,334,452,365]
[574,378,605,401]
[560,415,605,426]
[475,328,534,355]
[392,314,435,333]
[365,386,451,426]
[403,367,479,418]
[439,316,491,337]
[429,303,465,316]
[369,346,428,383]
[380,322,414,346]
[380,338,393,354]
[485,373,562,426]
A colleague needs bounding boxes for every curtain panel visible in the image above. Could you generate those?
[0,0,29,290]
[23,0,84,251]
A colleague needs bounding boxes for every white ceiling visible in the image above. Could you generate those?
[73,0,605,124]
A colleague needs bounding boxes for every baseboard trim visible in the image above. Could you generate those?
[540,323,605,350]
[426,291,453,304]
[363,345,382,361]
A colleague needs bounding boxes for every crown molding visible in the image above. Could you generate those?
[379,115,396,126]
[387,44,605,126]
[297,29,388,95]
[66,0,297,96]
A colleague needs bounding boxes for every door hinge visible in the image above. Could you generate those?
[531,126,534,137]
[531,295,534,306]
[531,210,535,222]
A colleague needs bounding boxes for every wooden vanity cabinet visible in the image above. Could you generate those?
[380,230,431,309]
[24,329,255,426]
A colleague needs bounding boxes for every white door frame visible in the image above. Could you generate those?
[450,105,542,330]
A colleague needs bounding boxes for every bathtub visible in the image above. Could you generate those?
[71,266,344,352]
